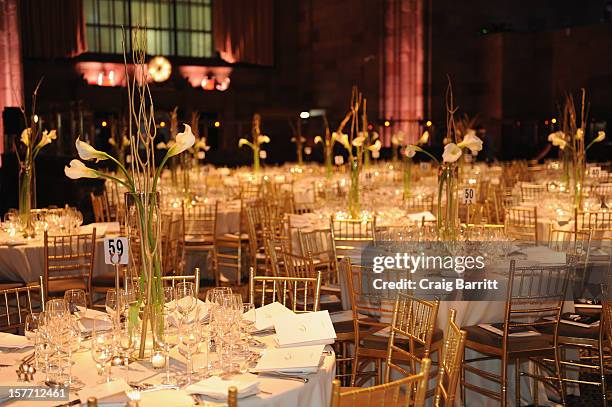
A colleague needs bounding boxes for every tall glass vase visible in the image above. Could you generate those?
[18,162,36,238]
[253,148,261,173]
[348,158,361,218]
[325,147,333,180]
[437,163,459,240]
[124,192,163,359]
[403,158,413,197]
[573,158,586,210]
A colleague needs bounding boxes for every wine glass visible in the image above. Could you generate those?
[163,286,176,314]
[24,313,40,342]
[154,313,178,386]
[91,315,115,383]
[46,299,68,320]
[205,287,232,306]
[64,289,87,316]
[105,290,118,317]
[175,282,196,321]
[115,320,139,384]
[178,317,201,385]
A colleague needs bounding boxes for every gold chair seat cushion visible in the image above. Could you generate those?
[92,272,124,288]
[464,325,555,354]
[535,322,600,340]
[46,278,88,295]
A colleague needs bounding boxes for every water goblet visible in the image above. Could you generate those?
[91,315,115,383]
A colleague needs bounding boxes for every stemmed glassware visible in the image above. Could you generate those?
[90,315,115,384]
[175,282,197,321]
[178,316,201,385]
[116,320,139,384]
[64,289,87,316]
[154,312,178,386]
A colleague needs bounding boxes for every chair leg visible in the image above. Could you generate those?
[515,357,521,407]
[599,339,608,407]
[350,352,359,387]
[501,354,508,407]
[554,345,566,406]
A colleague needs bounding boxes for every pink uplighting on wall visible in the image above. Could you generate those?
[75,62,128,87]
[179,66,232,91]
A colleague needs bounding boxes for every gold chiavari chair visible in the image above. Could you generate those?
[162,212,185,276]
[404,193,434,213]
[520,183,546,203]
[0,278,44,332]
[330,358,431,407]
[245,203,268,274]
[44,230,96,305]
[240,183,262,201]
[504,206,538,243]
[183,201,216,252]
[90,191,112,223]
[384,292,440,384]
[331,215,376,260]
[576,210,612,237]
[343,260,441,387]
[262,233,284,277]
[434,309,467,407]
[297,228,340,287]
[161,267,200,294]
[228,386,238,407]
[248,267,321,313]
[461,259,573,407]
[213,199,248,286]
[548,227,592,294]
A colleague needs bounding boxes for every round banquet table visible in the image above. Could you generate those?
[0,330,335,407]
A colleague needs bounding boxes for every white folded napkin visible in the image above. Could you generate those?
[0,333,31,349]
[246,302,294,332]
[185,374,260,400]
[406,211,436,222]
[253,345,325,374]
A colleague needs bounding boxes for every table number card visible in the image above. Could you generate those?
[419,162,431,171]
[462,187,476,205]
[334,155,344,165]
[589,166,601,177]
[259,150,267,159]
[103,237,129,265]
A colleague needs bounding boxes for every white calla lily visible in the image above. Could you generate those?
[258,135,270,144]
[314,136,323,144]
[352,135,366,147]
[20,129,31,146]
[548,131,567,150]
[37,130,57,149]
[238,138,251,148]
[391,130,405,146]
[167,124,195,157]
[458,133,483,154]
[594,130,606,143]
[76,137,109,162]
[64,159,99,179]
[418,130,430,145]
[404,144,417,158]
[442,143,463,163]
[576,129,584,140]
[368,139,382,152]
[334,132,350,149]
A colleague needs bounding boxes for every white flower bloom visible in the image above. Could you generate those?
[156,141,168,150]
[458,133,483,154]
[238,138,251,148]
[167,124,195,157]
[314,136,323,144]
[334,132,350,149]
[404,144,417,158]
[442,143,463,163]
[575,129,584,140]
[20,129,31,146]
[76,137,108,162]
[64,159,99,179]
[391,130,405,146]
[37,129,57,148]
[352,135,366,147]
[367,140,382,152]
[594,130,606,143]
[108,137,116,147]
[465,128,476,138]
[194,138,210,151]
[258,135,270,144]
[548,131,567,150]
[418,130,430,145]
[121,136,130,147]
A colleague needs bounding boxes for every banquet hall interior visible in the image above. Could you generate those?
[0,0,611,406]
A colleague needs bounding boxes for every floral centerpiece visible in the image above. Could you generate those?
[16,79,57,238]
[289,118,306,166]
[238,113,269,173]
[314,115,342,179]
[65,29,195,358]
[407,81,483,240]
[335,88,381,217]
[547,89,605,210]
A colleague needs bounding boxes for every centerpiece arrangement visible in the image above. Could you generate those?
[65,29,195,358]
[547,89,605,210]
[402,130,429,197]
[314,115,341,179]
[16,79,57,238]
[407,80,483,240]
[334,87,381,218]
[238,113,269,173]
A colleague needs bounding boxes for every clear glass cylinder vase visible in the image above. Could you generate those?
[124,192,164,359]
[18,162,36,238]
[437,163,459,240]
[348,158,361,218]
